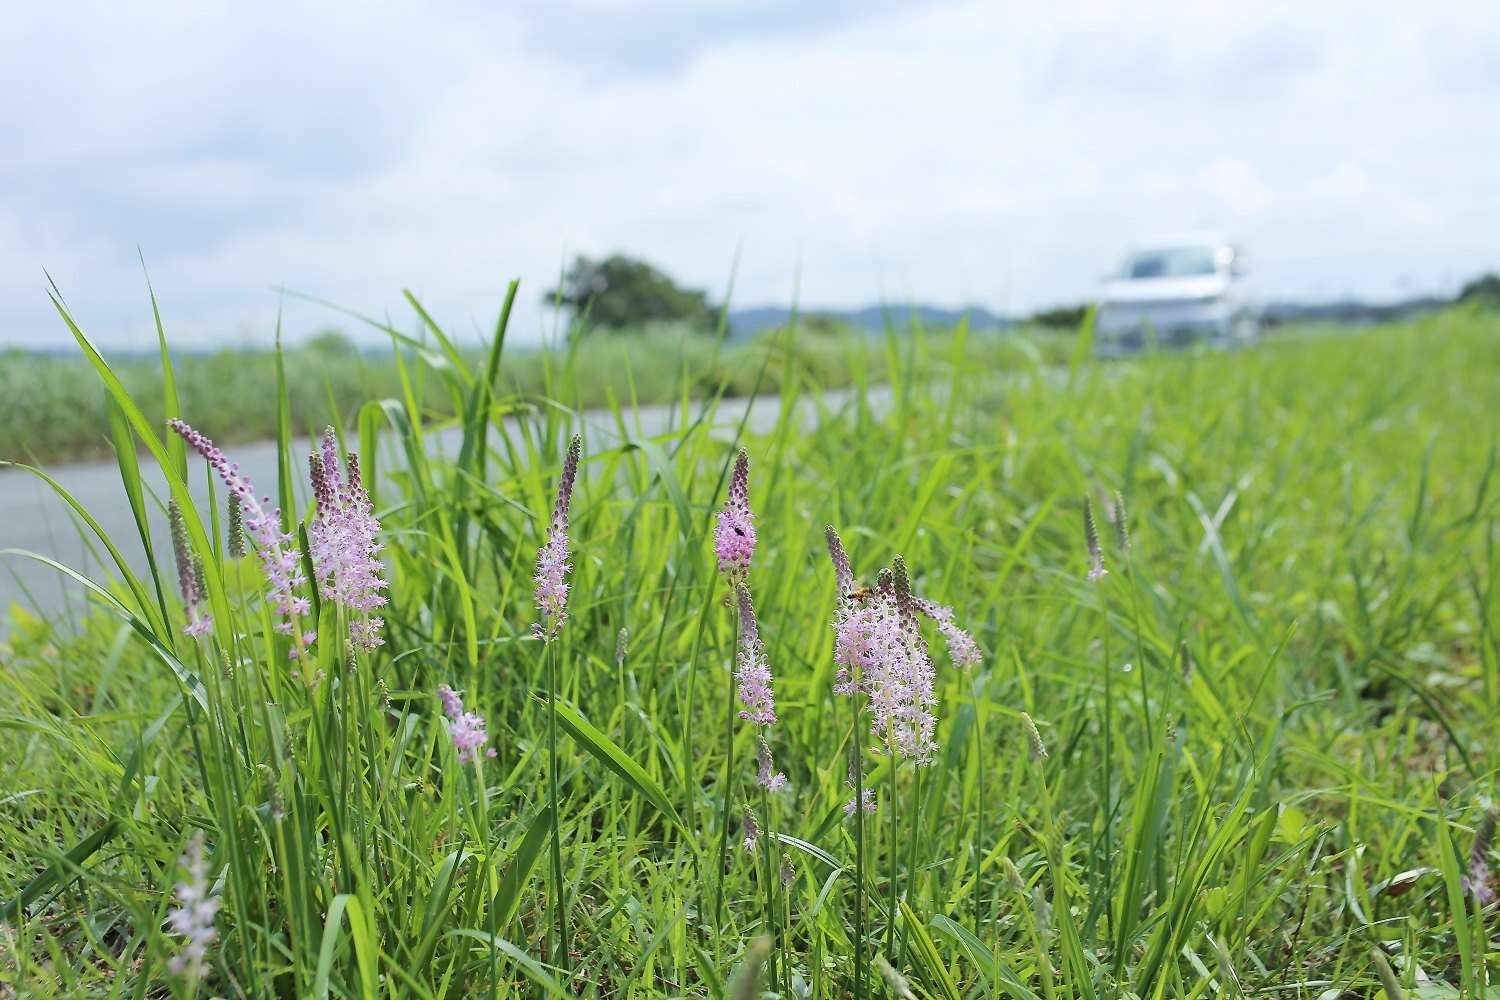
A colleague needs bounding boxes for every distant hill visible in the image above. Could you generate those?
[1260,295,1451,326]
[727,304,1012,338]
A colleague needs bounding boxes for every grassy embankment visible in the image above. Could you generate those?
[1,297,1498,996]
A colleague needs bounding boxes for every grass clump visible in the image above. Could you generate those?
[1,288,1498,996]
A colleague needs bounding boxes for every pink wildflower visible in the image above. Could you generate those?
[437,684,496,764]
[735,585,777,726]
[915,598,981,668]
[166,832,220,978]
[533,434,581,641]
[170,420,313,657]
[714,450,756,583]
[844,788,877,816]
[829,548,937,763]
[308,428,388,650]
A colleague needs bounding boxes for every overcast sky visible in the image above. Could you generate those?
[4,1,1498,349]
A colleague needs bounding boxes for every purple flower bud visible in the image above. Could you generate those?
[1083,495,1107,582]
[824,524,854,599]
[742,805,761,851]
[756,738,788,793]
[168,500,213,638]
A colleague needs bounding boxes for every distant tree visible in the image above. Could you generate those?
[1030,304,1088,329]
[305,329,358,355]
[544,254,720,332]
[1458,273,1500,309]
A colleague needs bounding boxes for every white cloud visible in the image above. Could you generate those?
[2,0,1497,347]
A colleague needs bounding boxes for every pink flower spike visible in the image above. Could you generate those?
[714,450,756,583]
[308,428,389,650]
[734,585,777,726]
[170,419,312,654]
[916,598,981,669]
[166,832,220,978]
[437,684,493,765]
[533,435,581,641]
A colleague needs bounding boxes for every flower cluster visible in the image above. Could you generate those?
[714,450,756,583]
[169,420,315,658]
[166,832,220,978]
[534,434,581,641]
[309,428,388,650]
[826,527,981,773]
[830,563,936,762]
[737,582,789,794]
[168,499,213,638]
[438,685,496,765]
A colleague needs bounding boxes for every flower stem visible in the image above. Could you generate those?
[544,640,569,967]
[759,782,779,987]
[852,731,866,1000]
[887,748,899,955]
[713,599,740,938]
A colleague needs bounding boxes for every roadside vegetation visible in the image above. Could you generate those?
[0,319,1059,466]
[1,290,1498,996]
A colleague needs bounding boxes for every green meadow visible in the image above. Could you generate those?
[2,292,1498,997]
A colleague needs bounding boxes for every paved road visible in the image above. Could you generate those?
[0,389,865,626]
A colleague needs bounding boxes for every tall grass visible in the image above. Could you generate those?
[2,291,1499,997]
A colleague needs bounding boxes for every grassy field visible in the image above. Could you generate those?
[1,294,1498,997]
[0,319,1055,466]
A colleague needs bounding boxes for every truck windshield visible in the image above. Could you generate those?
[1124,247,1218,279]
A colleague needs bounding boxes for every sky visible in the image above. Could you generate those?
[3,0,1498,349]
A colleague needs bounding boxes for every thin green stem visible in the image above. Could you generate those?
[887,746,899,954]
[852,730,866,1000]
[714,599,740,939]
[544,639,569,966]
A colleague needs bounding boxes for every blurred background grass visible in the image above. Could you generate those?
[0,319,1070,465]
